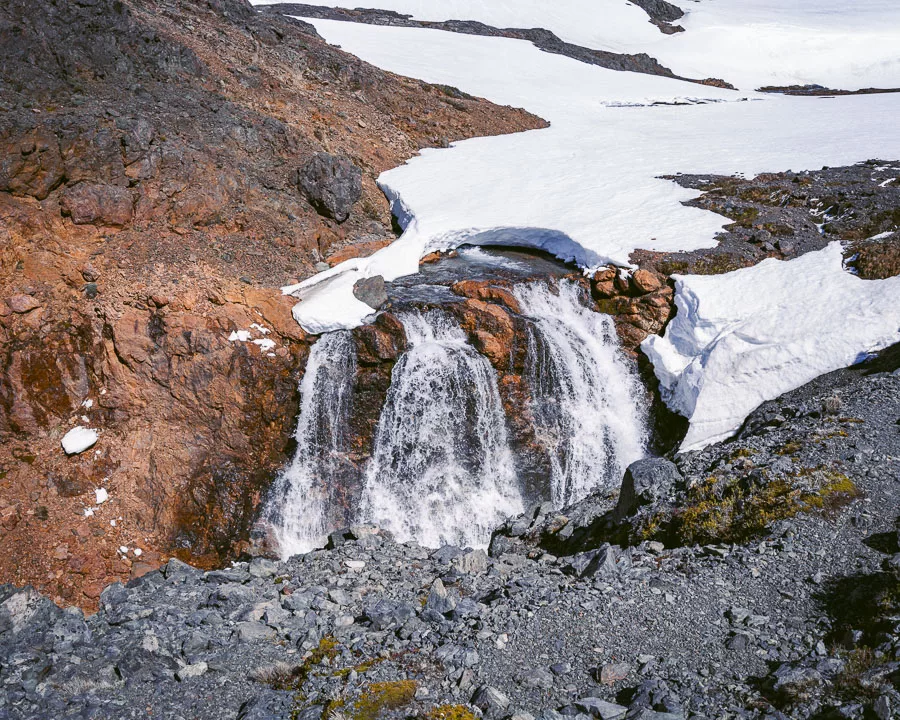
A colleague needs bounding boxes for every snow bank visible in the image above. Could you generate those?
[62,427,98,455]
[255,0,900,90]
[642,243,900,452]
[285,19,900,332]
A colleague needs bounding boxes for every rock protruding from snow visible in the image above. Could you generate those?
[298,152,362,223]
[61,427,98,455]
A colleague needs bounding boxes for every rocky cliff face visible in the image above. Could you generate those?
[0,0,545,608]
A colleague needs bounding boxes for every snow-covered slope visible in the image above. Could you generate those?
[642,243,900,452]
[254,0,900,90]
[285,18,900,333]
[653,0,900,91]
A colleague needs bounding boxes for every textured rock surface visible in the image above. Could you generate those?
[298,152,363,222]
[0,0,544,607]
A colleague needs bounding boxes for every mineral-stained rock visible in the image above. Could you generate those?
[298,152,362,222]
[5,294,40,314]
[60,182,134,226]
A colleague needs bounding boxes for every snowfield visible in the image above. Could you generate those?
[643,243,900,452]
[285,18,900,336]
[252,0,900,91]
[259,4,899,448]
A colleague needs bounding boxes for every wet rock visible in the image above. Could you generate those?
[353,275,389,310]
[298,152,362,222]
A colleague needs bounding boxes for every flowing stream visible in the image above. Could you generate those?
[358,310,523,548]
[514,280,647,508]
[264,331,357,558]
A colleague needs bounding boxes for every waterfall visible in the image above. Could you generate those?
[514,280,647,508]
[265,331,357,559]
[358,310,523,548]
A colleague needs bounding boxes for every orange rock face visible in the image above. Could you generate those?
[0,0,546,609]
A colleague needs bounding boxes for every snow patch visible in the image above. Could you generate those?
[62,427,98,455]
[642,243,900,452]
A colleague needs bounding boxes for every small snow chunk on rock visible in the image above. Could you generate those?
[95,487,109,504]
[252,338,276,352]
[62,427,98,455]
[229,330,251,342]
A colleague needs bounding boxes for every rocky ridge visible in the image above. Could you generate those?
[257,4,734,87]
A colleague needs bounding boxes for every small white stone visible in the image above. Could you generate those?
[82,399,93,409]
[133,548,142,557]
[110,519,117,527]
[61,427,98,455]
[344,560,366,570]
[95,488,109,504]
[119,546,129,554]
[84,507,95,517]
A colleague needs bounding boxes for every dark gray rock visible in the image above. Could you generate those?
[353,275,389,310]
[298,152,362,222]
[472,685,511,718]
[364,599,416,630]
[615,458,682,519]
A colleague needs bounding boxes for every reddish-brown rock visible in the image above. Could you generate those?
[60,183,134,227]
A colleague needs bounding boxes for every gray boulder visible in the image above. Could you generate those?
[471,685,511,718]
[615,458,682,519]
[353,275,389,310]
[298,152,362,222]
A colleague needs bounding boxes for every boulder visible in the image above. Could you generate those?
[6,294,40,314]
[298,152,362,222]
[364,599,416,630]
[353,275,389,310]
[615,458,682,519]
[471,685,510,718]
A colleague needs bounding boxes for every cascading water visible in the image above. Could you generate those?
[514,280,647,508]
[358,310,523,548]
[264,331,357,559]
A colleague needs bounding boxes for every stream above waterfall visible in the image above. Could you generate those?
[263,246,649,559]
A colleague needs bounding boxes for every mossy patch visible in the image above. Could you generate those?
[422,705,478,720]
[326,680,418,720]
[640,467,862,546]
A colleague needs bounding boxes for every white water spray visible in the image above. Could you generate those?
[514,280,647,508]
[358,310,523,548]
[265,331,357,558]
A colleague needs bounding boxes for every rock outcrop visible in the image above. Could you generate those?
[0,0,545,607]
